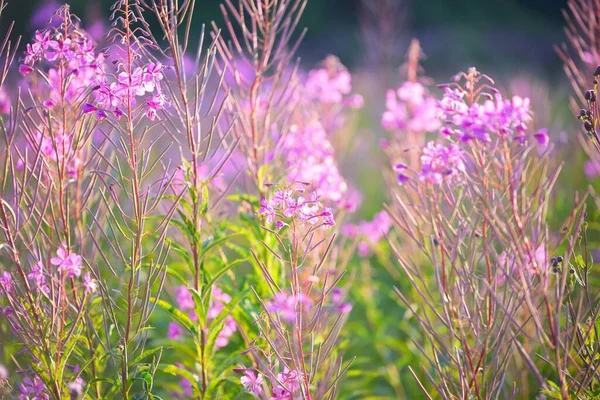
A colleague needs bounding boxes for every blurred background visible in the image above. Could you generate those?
[2,0,569,77]
[1,0,577,218]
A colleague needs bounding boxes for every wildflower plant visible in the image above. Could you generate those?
[1,0,596,399]
[386,66,600,399]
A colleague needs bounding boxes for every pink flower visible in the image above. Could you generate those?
[28,263,49,294]
[240,370,263,395]
[167,322,182,340]
[50,247,82,278]
[19,64,33,76]
[419,142,465,185]
[83,272,98,294]
[175,286,194,311]
[258,198,276,224]
[266,292,312,323]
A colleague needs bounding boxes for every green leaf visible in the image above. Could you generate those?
[152,298,197,335]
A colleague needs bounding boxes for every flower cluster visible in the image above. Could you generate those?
[50,246,83,278]
[417,141,466,184]
[239,367,302,399]
[84,61,167,121]
[279,123,349,206]
[18,375,48,400]
[438,88,548,145]
[343,210,393,257]
[258,186,335,228]
[304,55,363,108]
[381,81,441,134]
[497,244,548,285]
[168,286,236,348]
[265,292,312,323]
[18,8,106,178]
[301,56,363,133]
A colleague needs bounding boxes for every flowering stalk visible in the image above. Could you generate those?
[236,183,352,399]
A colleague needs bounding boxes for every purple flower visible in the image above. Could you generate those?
[19,375,48,400]
[82,103,97,114]
[240,370,263,395]
[19,64,33,76]
[179,378,193,397]
[533,128,549,147]
[50,247,82,278]
[0,364,7,380]
[0,271,13,294]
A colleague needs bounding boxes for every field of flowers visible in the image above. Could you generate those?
[2,0,600,399]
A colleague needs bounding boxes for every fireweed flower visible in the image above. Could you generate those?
[167,322,183,340]
[304,56,354,105]
[381,81,441,134]
[343,210,393,257]
[437,85,544,145]
[170,286,237,348]
[27,263,49,294]
[301,55,363,132]
[497,244,548,285]
[18,375,48,400]
[0,271,13,295]
[266,292,313,323]
[82,272,98,294]
[419,141,466,184]
[175,285,195,311]
[273,368,302,398]
[50,247,82,278]
[258,186,336,228]
[18,8,107,180]
[240,370,263,396]
[278,122,349,205]
[67,377,84,399]
[585,158,600,178]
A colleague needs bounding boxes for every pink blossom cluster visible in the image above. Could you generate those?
[258,186,335,229]
[304,56,363,108]
[301,56,363,133]
[279,123,349,206]
[50,246,83,279]
[239,367,302,399]
[265,292,312,323]
[381,81,441,134]
[84,61,167,121]
[343,210,393,257]
[497,244,548,285]
[168,285,236,348]
[18,11,106,178]
[34,129,81,178]
[1,247,96,299]
[438,88,548,145]
[417,141,466,185]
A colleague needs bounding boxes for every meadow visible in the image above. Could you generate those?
[1,0,600,399]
